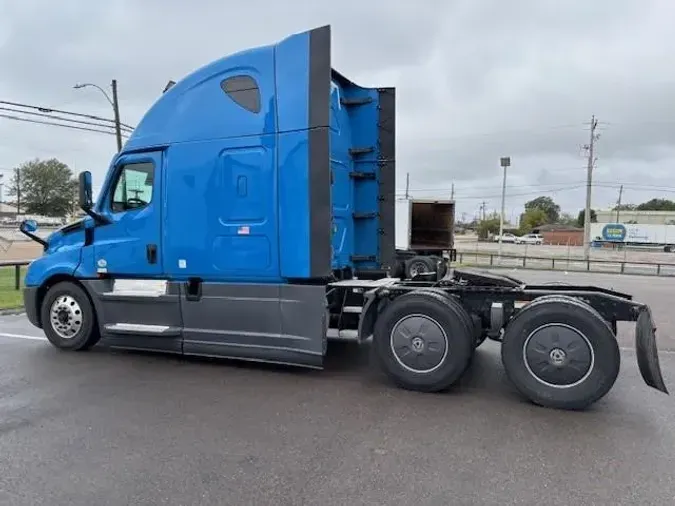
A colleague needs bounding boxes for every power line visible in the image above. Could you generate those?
[0,106,133,133]
[0,113,131,138]
[395,184,587,201]
[0,99,135,130]
[398,180,589,195]
[397,180,675,196]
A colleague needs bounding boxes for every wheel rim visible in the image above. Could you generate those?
[50,295,83,339]
[409,262,429,277]
[522,323,594,388]
[390,314,448,374]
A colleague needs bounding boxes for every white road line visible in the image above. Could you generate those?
[0,332,46,341]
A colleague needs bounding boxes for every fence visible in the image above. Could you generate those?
[0,260,30,291]
[457,251,675,277]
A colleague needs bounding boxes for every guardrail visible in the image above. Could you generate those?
[457,251,675,277]
[0,260,30,290]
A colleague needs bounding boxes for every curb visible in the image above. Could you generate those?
[0,308,25,316]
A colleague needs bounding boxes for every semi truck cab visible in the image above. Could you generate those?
[20,25,669,411]
[23,25,395,368]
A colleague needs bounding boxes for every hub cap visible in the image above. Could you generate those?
[390,314,448,374]
[409,262,429,277]
[50,295,83,339]
[523,323,594,388]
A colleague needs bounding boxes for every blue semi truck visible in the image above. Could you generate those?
[19,25,668,410]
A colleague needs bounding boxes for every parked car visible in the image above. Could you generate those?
[493,233,517,243]
[516,233,544,245]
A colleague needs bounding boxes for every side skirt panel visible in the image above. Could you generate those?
[179,282,327,369]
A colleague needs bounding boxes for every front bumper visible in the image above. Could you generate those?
[23,286,41,328]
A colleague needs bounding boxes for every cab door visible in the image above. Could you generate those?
[94,151,164,277]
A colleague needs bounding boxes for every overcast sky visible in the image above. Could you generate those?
[1,0,674,224]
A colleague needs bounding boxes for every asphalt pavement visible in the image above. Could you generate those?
[1,270,674,505]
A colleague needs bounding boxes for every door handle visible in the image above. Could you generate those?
[146,244,157,264]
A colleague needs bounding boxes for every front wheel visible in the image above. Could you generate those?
[40,281,101,351]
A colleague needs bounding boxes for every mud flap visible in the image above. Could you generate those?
[635,306,669,394]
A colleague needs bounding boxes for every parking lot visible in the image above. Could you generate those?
[1,270,674,505]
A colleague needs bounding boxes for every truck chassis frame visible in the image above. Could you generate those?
[327,267,668,410]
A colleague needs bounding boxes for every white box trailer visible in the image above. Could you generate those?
[591,223,675,250]
[394,198,456,278]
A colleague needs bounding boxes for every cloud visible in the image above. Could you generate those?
[1,0,674,221]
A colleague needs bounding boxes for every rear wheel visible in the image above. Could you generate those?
[40,281,101,351]
[404,256,437,279]
[372,291,474,392]
[501,295,620,410]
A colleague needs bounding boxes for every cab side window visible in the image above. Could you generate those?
[110,161,155,213]
[220,75,261,113]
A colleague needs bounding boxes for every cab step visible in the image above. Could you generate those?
[104,323,181,337]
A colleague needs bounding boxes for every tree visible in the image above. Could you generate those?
[613,203,636,211]
[6,158,78,217]
[557,212,577,227]
[576,209,597,228]
[636,198,675,211]
[519,208,548,234]
[477,216,501,240]
[524,196,560,224]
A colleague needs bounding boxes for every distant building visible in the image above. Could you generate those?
[533,223,584,246]
[595,209,675,225]
[0,202,18,220]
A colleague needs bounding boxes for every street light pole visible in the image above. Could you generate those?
[73,80,123,152]
[498,156,510,258]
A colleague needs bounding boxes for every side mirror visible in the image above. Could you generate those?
[20,219,38,234]
[78,171,93,211]
[77,170,110,225]
[19,219,47,248]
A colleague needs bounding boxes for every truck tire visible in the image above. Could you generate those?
[40,281,101,351]
[404,256,437,279]
[406,287,481,374]
[500,295,620,410]
[410,288,481,348]
[372,291,474,392]
[390,260,406,279]
[435,257,449,279]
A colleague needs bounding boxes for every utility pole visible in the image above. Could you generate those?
[111,79,122,152]
[450,183,455,201]
[498,156,510,257]
[480,201,486,222]
[615,184,623,223]
[582,116,599,260]
[404,173,410,199]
